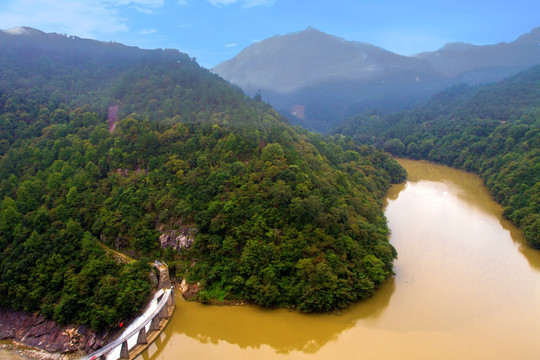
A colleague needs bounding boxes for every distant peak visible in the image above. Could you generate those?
[514,25,540,44]
[440,42,475,51]
[3,26,44,35]
[525,25,540,35]
[304,26,321,32]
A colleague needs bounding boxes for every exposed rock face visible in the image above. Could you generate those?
[159,223,196,250]
[108,104,118,132]
[0,309,108,354]
[149,269,159,288]
[179,278,200,300]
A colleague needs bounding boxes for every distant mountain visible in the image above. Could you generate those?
[415,26,540,78]
[215,26,540,131]
[214,27,440,93]
[214,27,444,131]
[2,26,44,35]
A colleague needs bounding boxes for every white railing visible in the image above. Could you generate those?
[82,287,174,360]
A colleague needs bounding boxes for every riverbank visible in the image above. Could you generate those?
[0,309,110,358]
[0,342,65,360]
[0,258,167,359]
[139,159,540,360]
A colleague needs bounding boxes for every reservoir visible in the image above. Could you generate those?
[4,159,539,359]
[141,159,540,360]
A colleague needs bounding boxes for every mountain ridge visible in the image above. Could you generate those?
[415,26,540,77]
[214,26,440,94]
[215,26,540,131]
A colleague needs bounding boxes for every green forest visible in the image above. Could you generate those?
[0,31,406,330]
[333,65,540,248]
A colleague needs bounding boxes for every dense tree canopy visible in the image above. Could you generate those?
[332,65,540,248]
[0,30,406,330]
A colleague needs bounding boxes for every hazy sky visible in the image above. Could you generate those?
[1,0,539,68]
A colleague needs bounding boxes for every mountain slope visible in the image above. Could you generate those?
[215,26,540,132]
[0,26,242,122]
[0,27,406,336]
[215,26,440,94]
[415,26,540,77]
[214,27,444,131]
[332,65,540,248]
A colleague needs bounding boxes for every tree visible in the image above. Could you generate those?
[382,138,405,155]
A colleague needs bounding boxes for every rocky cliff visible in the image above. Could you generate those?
[0,309,109,354]
[159,222,196,250]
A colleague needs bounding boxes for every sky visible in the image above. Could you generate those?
[1,0,539,69]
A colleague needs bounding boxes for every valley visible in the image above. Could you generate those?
[0,15,539,360]
[215,26,540,131]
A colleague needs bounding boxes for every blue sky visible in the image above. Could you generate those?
[1,0,539,68]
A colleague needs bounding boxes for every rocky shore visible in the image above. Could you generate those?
[0,309,109,357]
[0,343,64,360]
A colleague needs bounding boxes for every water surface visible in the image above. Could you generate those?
[3,159,539,359]
[140,159,540,360]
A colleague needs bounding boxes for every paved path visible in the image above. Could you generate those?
[82,288,173,360]
[154,260,171,288]
[80,256,174,360]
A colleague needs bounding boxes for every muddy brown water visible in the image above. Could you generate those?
[4,159,540,359]
[139,159,540,360]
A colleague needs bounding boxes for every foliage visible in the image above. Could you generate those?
[332,65,540,248]
[0,30,407,331]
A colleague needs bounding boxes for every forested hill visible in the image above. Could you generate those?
[332,65,540,248]
[0,28,406,332]
[0,27,243,121]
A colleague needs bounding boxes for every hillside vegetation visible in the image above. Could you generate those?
[0,29,405,330]
[333,65,540,247]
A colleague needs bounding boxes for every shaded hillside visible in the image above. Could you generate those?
[214,27,444,131]
[214,27,440,94]
[215,26,540,131]
[415,26,540,77]
[0,27,406,333]
[332,65,540,248]
[0,27,242,121]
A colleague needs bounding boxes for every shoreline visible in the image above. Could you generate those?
[0,342,68,360]
[0,308,110,358]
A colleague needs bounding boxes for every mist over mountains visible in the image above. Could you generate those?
[416,27,540,77]
[214,26,540,131]
[214,27,441,93]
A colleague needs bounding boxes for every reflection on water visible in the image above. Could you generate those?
[135,158,540,360]
[395,158,540,274]
[383,181,406,204]
[142,277,395,359]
